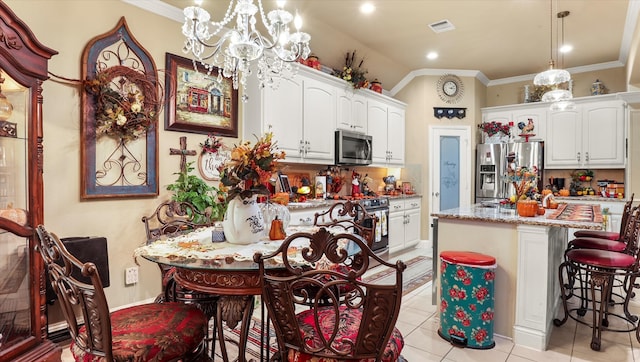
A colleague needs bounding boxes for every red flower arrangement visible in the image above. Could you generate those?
[479,121,510,137]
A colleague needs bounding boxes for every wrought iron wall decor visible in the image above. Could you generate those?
[433,107,467,119]
[81,17,159,199]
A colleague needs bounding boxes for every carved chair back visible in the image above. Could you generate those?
[35,225,114,360]
[142,200,213,241]
[313,200,376,247]
[254,228,405,360]
[617,193,635,236]
[620,206,640,258]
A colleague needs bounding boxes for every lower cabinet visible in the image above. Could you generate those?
[389,197,422,254]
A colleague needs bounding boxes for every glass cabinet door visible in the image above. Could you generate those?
[0,73,30,351]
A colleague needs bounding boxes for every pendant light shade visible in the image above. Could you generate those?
[534,60,571,86]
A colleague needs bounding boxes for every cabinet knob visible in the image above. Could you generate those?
[577,152,581,162]
[585,152,589,162]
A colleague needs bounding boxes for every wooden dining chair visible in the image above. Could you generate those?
[35,225,208,362]
[254,227,406,361]
[313,200,376,248]
[141,200,217,309]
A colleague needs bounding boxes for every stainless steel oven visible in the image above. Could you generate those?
[358,198,389,261]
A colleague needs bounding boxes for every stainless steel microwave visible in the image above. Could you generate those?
[335,130,372,165]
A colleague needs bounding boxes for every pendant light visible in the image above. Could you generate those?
[534,0,571,88]
[547,10,575,110]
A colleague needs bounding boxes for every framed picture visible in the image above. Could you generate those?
[279,173,291,194]
[314,175,327,199]
[402,181,413,194]
[164,53,238,137]
[198,149,230,181]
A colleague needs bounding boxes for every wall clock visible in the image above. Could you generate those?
[437,74,464,104]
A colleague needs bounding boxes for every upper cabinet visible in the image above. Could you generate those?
[482,103,547,142]
[244,68,335,164]
[546,99,626,169]
[244,65,406,166]
[337,89,367,133]
[368,99,406,166]
[482,97,627,170]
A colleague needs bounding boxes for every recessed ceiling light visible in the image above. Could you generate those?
[426,52,438,60]
[360,2,375,14]
[559,44,573,53]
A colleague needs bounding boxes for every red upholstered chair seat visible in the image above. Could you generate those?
[568,237,627,252]
[565,249,636,269]
[573,230,620,241]
[288,306,404,362]
[71,302,207,362]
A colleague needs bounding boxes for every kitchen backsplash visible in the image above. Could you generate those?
[278,163,419,197]
[545,169,625,189]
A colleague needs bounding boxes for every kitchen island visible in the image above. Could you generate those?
[432,203,602,351]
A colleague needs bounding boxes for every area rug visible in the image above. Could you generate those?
[213,255,433,360]
[364,255,434,296]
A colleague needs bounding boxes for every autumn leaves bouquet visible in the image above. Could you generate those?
[218,131,285,201]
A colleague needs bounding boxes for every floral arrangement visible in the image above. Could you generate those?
[335,50,368,89]
[84,65,160,143]
[218,131,286,201]
[505,165,539,201]
[200,134,223,155]
[478,121,510,137]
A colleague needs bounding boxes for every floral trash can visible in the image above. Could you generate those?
[438,251,496,349]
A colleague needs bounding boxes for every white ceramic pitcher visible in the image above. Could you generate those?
[222,194,266,244]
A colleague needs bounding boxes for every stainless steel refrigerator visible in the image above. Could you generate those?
[475,142,544,203]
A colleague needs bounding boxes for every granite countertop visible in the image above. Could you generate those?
[432,203,602,230]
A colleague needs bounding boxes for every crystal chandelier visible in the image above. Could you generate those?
[182,0,311,98]
[534,0,572,106]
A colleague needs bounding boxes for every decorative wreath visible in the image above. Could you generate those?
[84,65,160,143]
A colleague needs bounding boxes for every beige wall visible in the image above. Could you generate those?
[395,75,480,239]
[486,67,627,107]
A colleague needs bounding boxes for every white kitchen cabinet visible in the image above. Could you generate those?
[545,99,626,169]
[389,197,422,254]
[302,77,337,163]
[368,99,406,166]
[337,89,367,133]
[481,104,547,142]
[243,67,336,164]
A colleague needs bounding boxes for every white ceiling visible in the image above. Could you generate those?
[142,0,637,89]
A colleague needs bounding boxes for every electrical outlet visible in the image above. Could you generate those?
[125,266,138,285]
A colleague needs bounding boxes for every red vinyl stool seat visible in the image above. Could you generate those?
[568,237,627,253]
[565,249,635,269]
[573,230,620,240]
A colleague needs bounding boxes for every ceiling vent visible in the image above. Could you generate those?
[429,19,455,33]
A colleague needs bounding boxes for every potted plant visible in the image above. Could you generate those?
[166,161,227,224]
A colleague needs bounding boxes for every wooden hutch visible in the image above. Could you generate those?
[0,2,59,361]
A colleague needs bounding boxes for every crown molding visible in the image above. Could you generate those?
[121,0,183,22]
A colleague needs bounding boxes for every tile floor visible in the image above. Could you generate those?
[60,246,640,361]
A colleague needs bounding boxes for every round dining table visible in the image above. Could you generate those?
[134,225,361,362]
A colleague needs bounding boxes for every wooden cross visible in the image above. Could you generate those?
[170,136,197,173]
